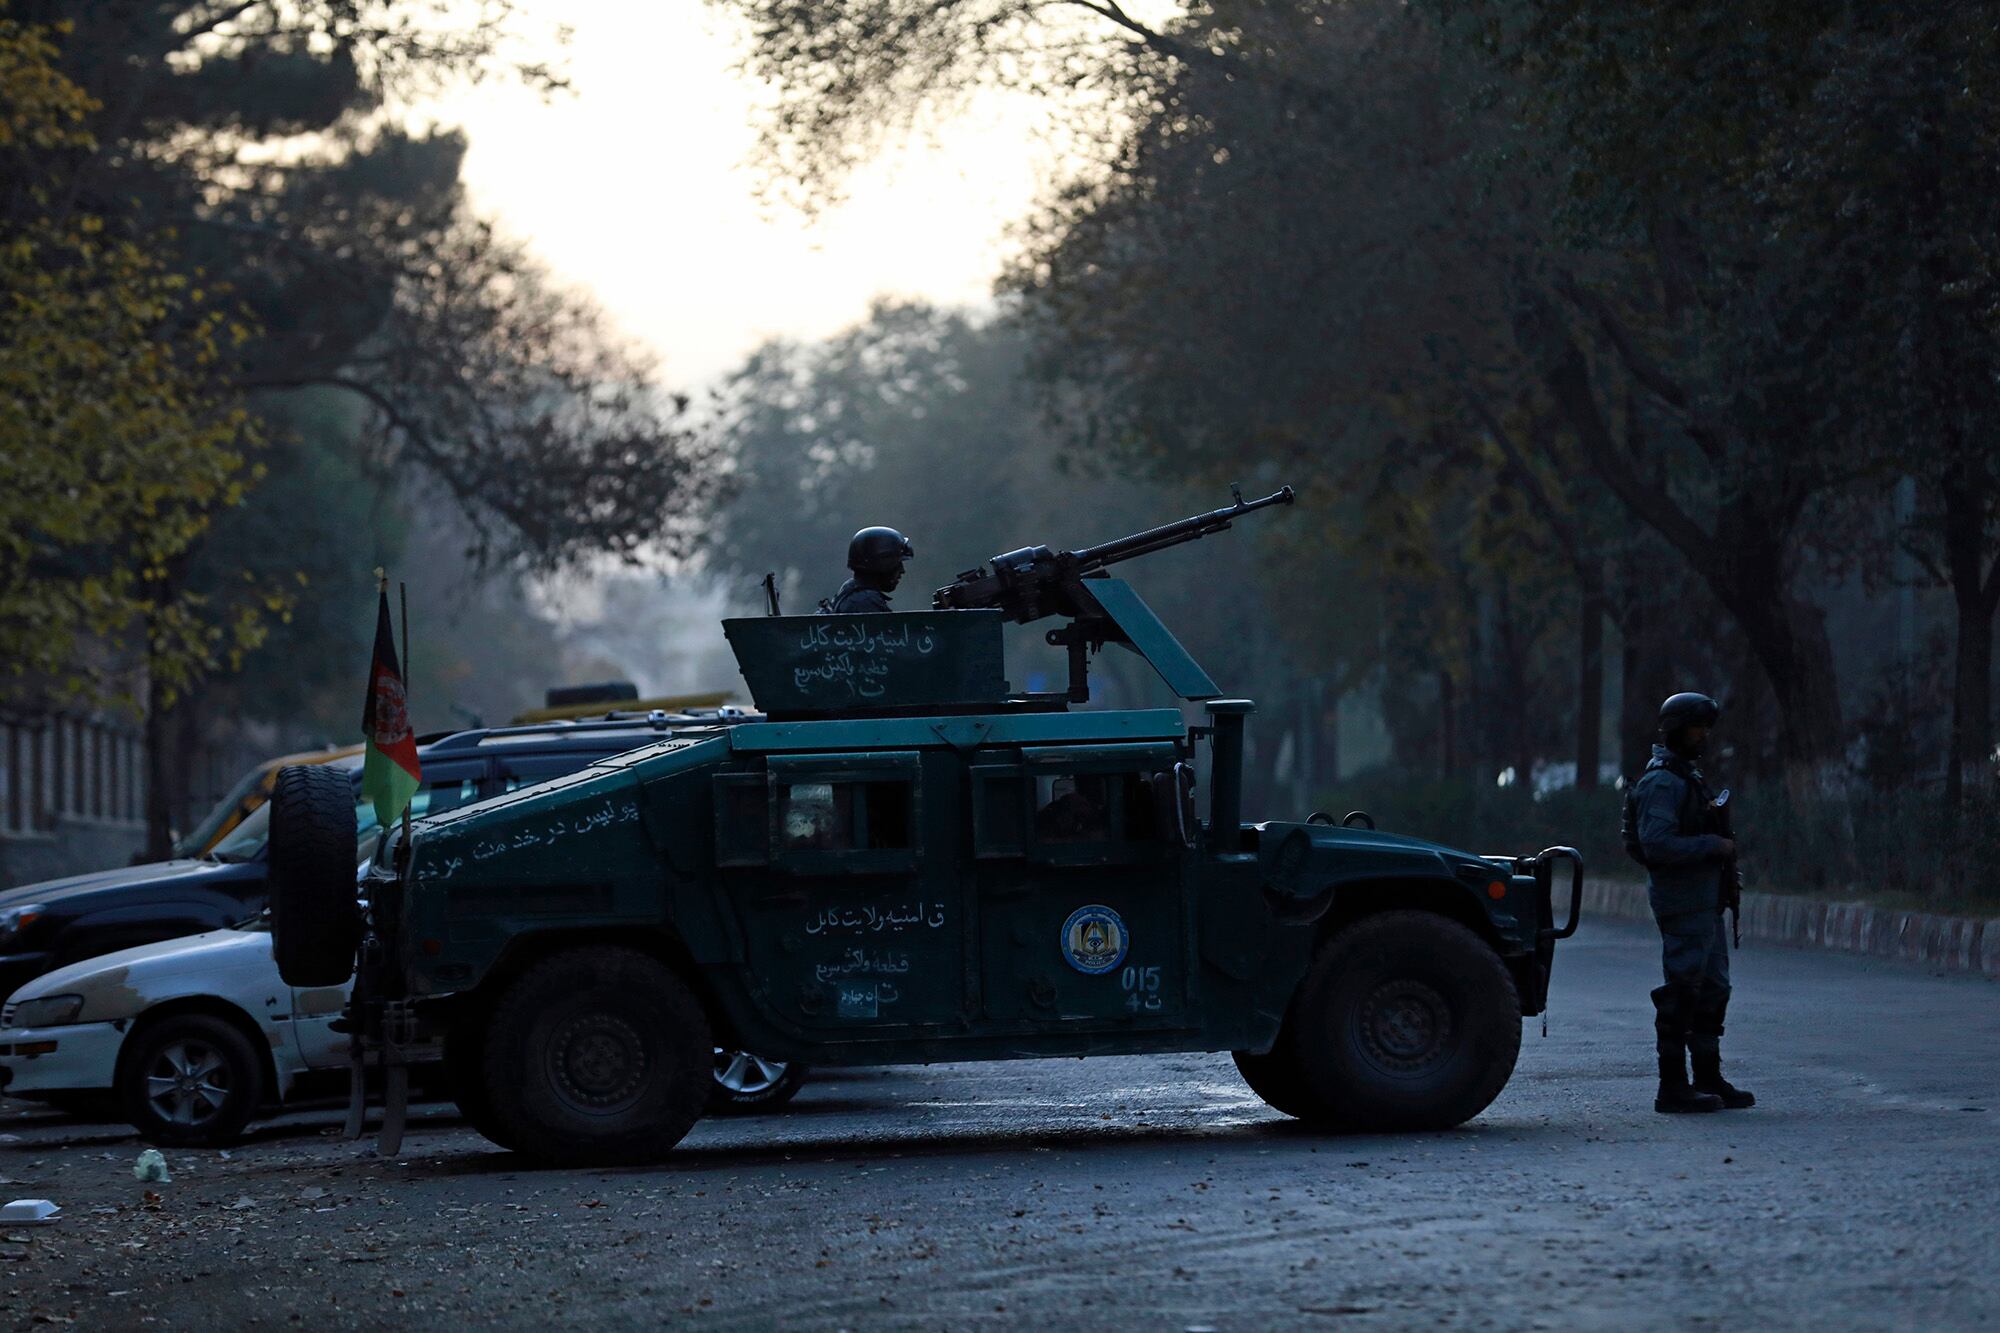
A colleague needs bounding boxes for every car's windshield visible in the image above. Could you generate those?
[207,801,275,861]
[173,763,272,859]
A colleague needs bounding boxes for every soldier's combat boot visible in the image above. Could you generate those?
[1689,1049,1754,1108]
[1689,991,1755,1109]
[1652,985,1723,1114]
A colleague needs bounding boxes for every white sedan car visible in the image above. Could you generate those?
[0,920,808,1146]
[0,918,352,1145]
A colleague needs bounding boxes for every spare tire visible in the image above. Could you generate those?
[268,764,361,987]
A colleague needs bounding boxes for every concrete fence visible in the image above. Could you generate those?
[1583,876,2000,978]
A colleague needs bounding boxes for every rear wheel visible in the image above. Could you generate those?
[117,1014,266,1147]
[268,764,360,987]
[479,947,711,1165]
[1291,911,1522,1132]
[709,1050,808,1114]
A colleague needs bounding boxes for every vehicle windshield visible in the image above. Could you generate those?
[173,763,273,859]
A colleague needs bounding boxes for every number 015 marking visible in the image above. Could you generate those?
[1121,964,1163,1012]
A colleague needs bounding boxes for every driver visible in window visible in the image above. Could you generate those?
[782,783,846,850]
[1035,775,1109,842]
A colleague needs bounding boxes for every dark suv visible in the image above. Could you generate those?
[0,718,709,1006]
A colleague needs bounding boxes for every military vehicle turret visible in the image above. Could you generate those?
[269,488,1583,1164]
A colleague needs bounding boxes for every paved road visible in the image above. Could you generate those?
[1,918,1995,1330]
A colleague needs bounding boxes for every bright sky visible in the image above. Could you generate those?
[430,2,1067,388]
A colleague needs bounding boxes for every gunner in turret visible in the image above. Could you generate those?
[820,526,914,614]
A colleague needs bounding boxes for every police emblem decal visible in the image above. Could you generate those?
[1060,904,1129,975]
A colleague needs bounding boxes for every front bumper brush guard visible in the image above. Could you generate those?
[331,933,423,1158]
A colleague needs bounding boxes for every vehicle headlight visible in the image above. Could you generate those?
[0,904,46,946]
[11,993,84,1028]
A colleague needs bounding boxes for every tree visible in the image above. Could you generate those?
[1,22,273,700]
[1,13,295,854]
[1441,0,2000,799]
[1770,11,2000,802]
[24,0,716,575]
[8,3,729,851]
[721,0,1949,796]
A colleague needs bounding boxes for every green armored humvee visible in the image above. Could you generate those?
[269,488,1583,1164]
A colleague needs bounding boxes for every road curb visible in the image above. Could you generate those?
[1582,878,2000,978]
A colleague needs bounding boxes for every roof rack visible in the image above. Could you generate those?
[422,710,754,754]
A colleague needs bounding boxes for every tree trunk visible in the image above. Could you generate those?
[142,671,175,862]
[1725,574,1847,800]
[1941,476,1999,804]
[1438,670,1456,780]
[1529,304,1848,795]
[1948,602,1994,802]
[1576,590,1604,792]
[1616,589,1670,779]
[1320,685,1342,790]
[173,695,203,842]
[1492,582,1534,791]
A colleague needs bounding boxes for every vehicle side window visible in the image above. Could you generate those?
[777,780,913,851]
[1005,742,1183,865]
[1032,774,1111,842]
[1030,771,1160,843]
[422,778,480,816]
[725,752,923,875]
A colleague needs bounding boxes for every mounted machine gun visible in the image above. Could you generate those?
[933,484,1295,702]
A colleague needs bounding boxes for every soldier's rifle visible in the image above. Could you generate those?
[1715,787,1742,947]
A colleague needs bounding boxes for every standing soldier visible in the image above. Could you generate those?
[820,527,914,614]
[1624,692,1756,1114]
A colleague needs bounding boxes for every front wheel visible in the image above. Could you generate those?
[478,947,712,1165]
[117,1014,267,1147]
[1292,911,1522,1131]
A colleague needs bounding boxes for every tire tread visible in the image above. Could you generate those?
[268,764,361,987]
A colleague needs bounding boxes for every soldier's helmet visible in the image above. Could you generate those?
[848,527,914,575]
[1657,692,1721,735]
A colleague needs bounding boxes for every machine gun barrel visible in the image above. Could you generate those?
[931,484,1295,620]
[1070,486,1295,572]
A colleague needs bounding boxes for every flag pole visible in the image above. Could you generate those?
[399,580,412,850]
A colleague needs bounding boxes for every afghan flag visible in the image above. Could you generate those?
[361,588,421,827]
